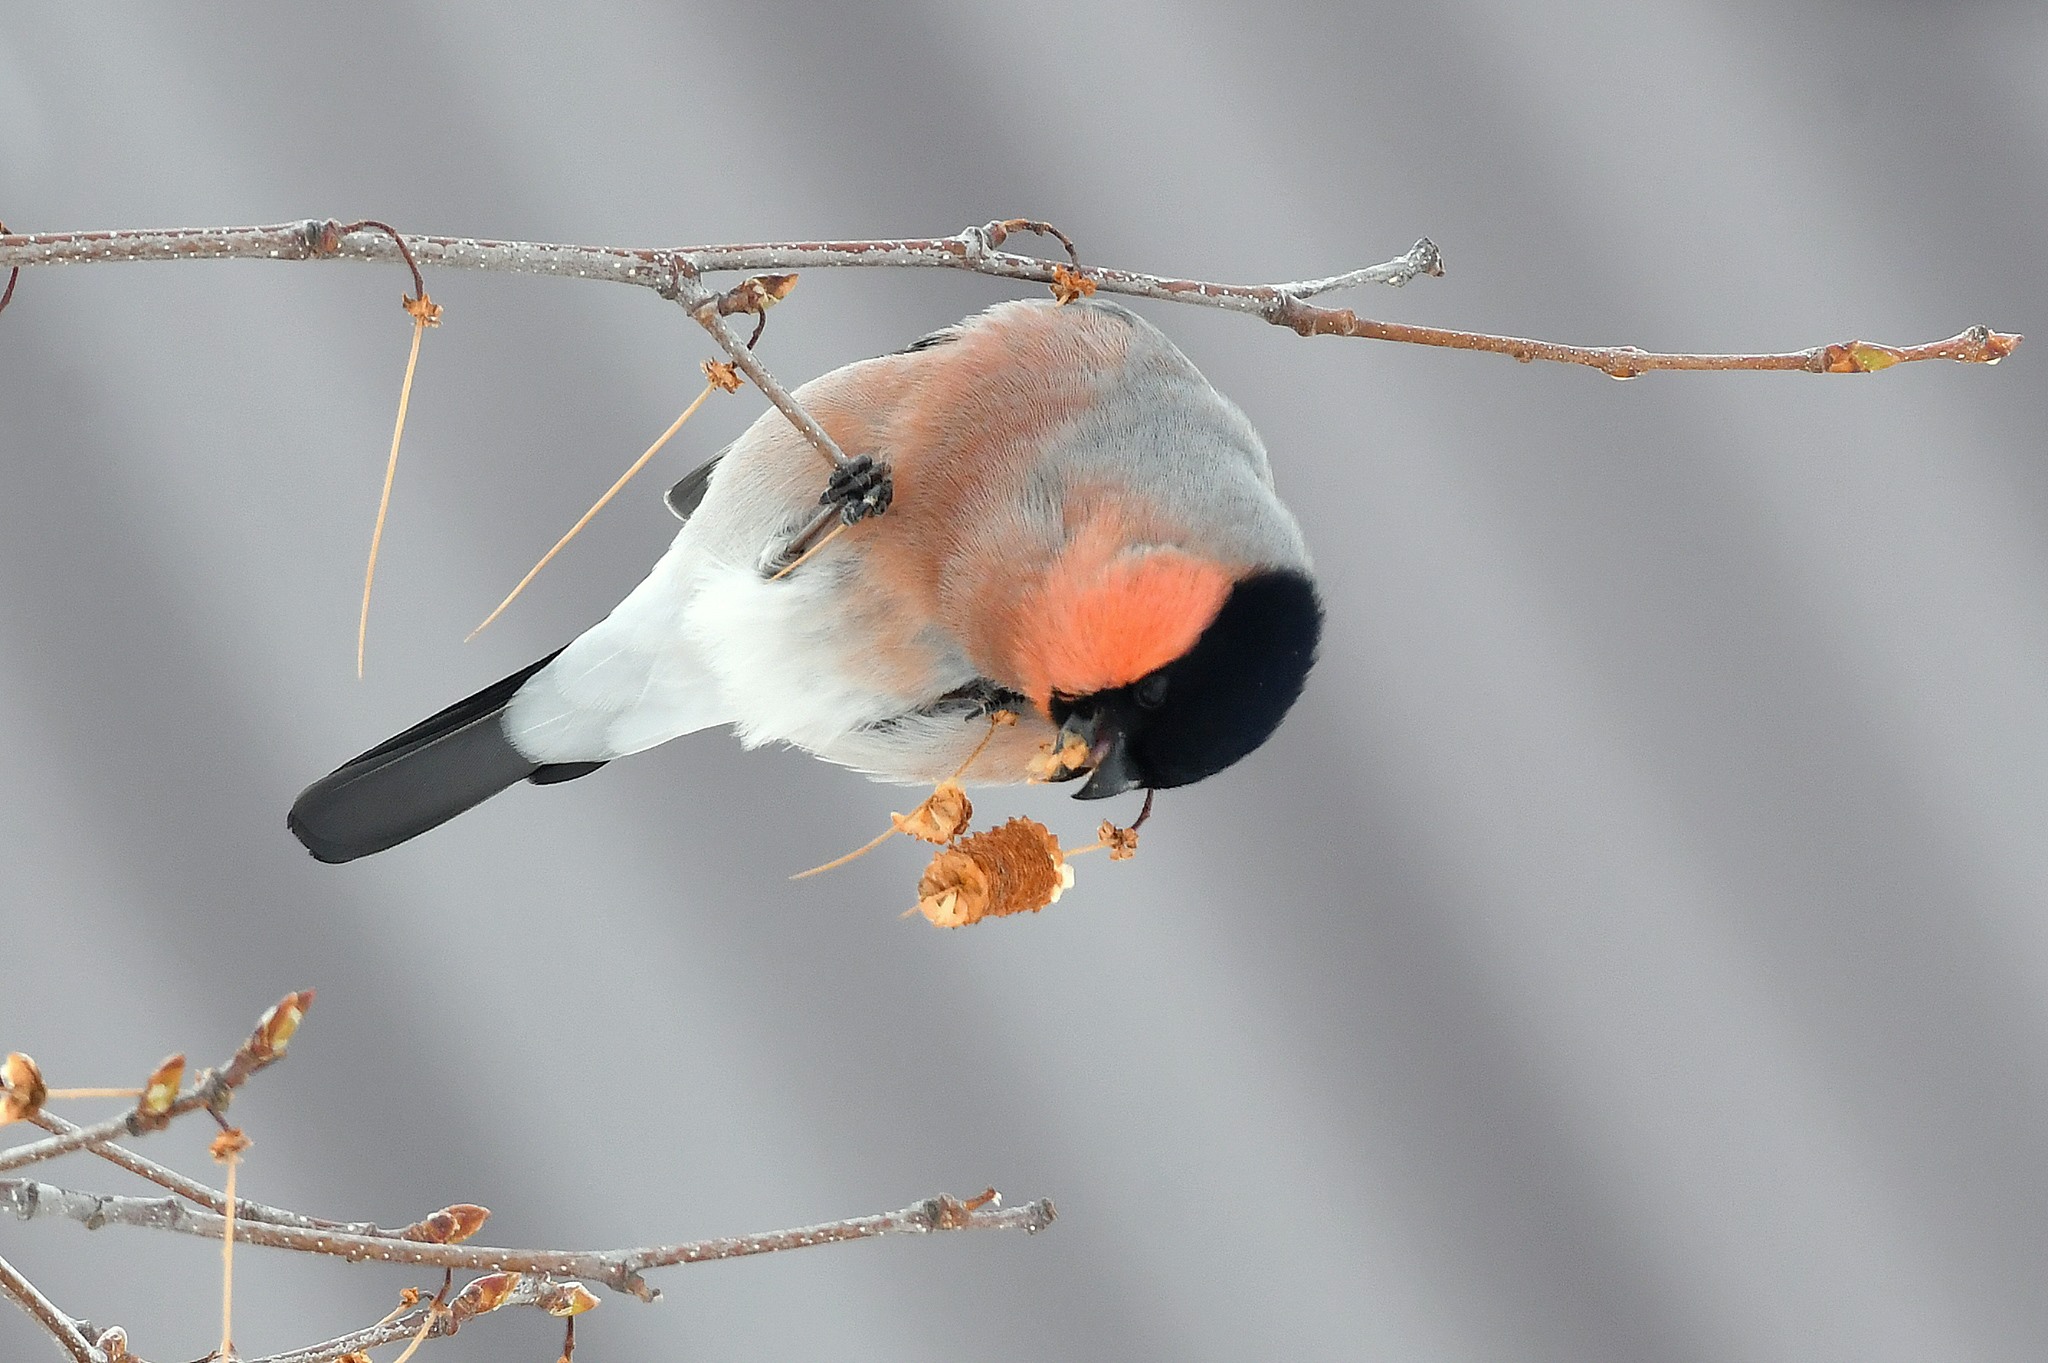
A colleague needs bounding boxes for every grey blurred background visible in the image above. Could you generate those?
[2,4,2044,1361]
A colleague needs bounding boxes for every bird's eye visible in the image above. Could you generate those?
[1134,672,1169,709]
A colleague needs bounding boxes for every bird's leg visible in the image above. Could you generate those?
[760,452,895,577]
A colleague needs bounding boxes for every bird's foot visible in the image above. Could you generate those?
[823,454,893,525]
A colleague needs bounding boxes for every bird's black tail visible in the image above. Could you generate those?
[288,651,606,863]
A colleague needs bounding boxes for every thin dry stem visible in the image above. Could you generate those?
[220,1149,239,1359]
[385,1308,436,1363]
[790,821,899,880]
[359,310,430,677]
[793,711,1013,879]
[766,520,847,582]
[0,220,2016,372]
[470,379,718,637]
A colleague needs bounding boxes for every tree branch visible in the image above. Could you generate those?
[2,1177,1051,1303]
[2,218,2006,373]
[23,1109,466,1240]
[245,1272,587,1363]
[0,1252,103,1363]
[0,992,311,1176]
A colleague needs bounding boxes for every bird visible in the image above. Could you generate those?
[288,296,1322,863]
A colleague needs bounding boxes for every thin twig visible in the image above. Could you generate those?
[0,1178,1053,1302]
[247,1272,584,1363]
[0,1252,102,1363]
[469,378,719,638]
[678,276,856,470]
[23,1109,423,1237]
[0,220,17,318]
[0,990,310,1175]
[6,220,1999,373]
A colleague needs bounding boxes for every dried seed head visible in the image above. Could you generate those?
[406,1203,492,1245]
[450,1271,522,1320]
[1025,732,1090,783]
[139,1054,185,1118]
[702,358,744,392]
[1099,820,1141,861]
[891,780,972,844]
[0,1052,46,1125]
[401,292,443,326]
[1049,263,1097,306]
[915,817,1074,927]
[209,1127,252,1162]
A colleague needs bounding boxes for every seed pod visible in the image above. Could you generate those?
[891,780,972,844]
[915,817,1074,927]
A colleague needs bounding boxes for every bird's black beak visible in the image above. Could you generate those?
[1058,708,1145,800]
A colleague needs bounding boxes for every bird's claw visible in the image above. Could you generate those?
[823,454,893,525]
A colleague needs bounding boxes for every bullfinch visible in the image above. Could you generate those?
[289,296,1322,862]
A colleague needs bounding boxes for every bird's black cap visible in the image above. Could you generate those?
[1054,568,1322,795]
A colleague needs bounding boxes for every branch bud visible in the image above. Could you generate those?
[449,1271,522,1320]
[541,1282,602,1317]
[0,1052,45,1125]
[404,1203,491,1244]
[138,1054,185,1119]
[248,990,315,1061]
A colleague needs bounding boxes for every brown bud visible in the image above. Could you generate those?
[915,817,1074,927]
[542,1282,602,1317]
[0,1052,46,1125]
[720,273,798,314]
[249,990,314,1061]
[139,1054,185,1118]
[891,780,972,844]
[405,1203,491,1244]
[702,358,744,392]
[450,1271,521,1319]
[209,1127,251,1162]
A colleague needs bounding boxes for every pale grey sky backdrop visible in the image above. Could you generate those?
[3,4,2045,1361]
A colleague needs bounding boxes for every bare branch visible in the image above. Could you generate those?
[248,1272,591,1363]
[0,1252,103,1363]
[2,1177,1052,1302]
[0,219,2015,372]
[1265,303,2022,376]
[676,274,854,472]
[24,1109,430,1239]
[0,992,311,1176]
